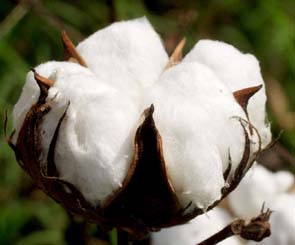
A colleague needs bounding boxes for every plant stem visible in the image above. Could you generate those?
[197,221,237,245]
[196,207,272,245]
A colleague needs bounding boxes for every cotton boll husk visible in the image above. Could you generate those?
[13,61,140,206]
[248,193,295,245]
[183,40,271,149]
[152,207,241,245]
[76,17,168,104]
[145,62,248,209]
[228,164,294,218]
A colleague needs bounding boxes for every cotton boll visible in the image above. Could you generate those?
[13,61,140,206]
[145,62,248,209]
[76,17,168,104]
[152,208,241,245]
[248,194,295,245]
[183,40,271,148]
[228,164,294,218]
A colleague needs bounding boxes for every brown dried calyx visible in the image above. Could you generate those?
[7,32,268,240]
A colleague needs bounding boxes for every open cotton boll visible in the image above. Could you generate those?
[248,194,295,245]
[76,17,168,104]
[183,40,271,148]
[152,208,241,245]
[13,61,140,206]
[145,62,248,209]
[228,164,294,218]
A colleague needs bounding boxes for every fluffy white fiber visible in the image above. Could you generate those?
[153,164,295,245]
[184,40,271,148]
[253,193,295,245]
[145,62,248,209]
[228,164,295,245]
[13,61,140,205]
[152,208,240,245]
[13,17,271,209]
[76,17,168,104]
[228,163,294,218]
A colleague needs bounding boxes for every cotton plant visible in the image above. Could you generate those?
[7,17,273,241]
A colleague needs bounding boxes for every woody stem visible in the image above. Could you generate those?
[196,208,272,245]
[196,220,239,245]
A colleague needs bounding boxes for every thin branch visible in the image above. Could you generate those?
[196,207,272,245]
[197,220,238,245]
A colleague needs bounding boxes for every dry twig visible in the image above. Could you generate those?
[196,206,272,245]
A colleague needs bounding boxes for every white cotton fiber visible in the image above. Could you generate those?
[228,164,294,218]
[152,207,241,245]
[13,61,140,206]
[13,17,273,211]
[183,40,271,148]
[12,72,40,143]
[145,62,248,209]
[248,193,295,245]
[76,17,168,104]
[227,164,295,245]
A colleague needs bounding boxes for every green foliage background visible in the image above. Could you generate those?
[0,0,294,244]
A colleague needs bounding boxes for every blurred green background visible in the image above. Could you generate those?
[0,0,294,244]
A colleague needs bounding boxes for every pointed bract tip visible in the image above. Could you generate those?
[61,30,67,38]
[165,37,186,69]
[61,30,87,67]
[173,37,186,59]
[32,69,54,87]
[233,84,263,110]
[143,104,155,118]
[150,104,155,113]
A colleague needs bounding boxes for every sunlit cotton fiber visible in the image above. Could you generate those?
[184,40,271,149]
[13,61,139,206]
